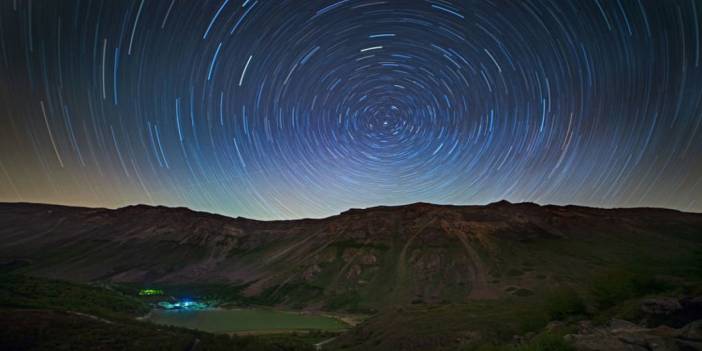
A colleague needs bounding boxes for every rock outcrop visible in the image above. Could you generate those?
[566,319,702,351]
[566,297,702,351]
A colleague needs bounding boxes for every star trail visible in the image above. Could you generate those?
[0,0,701,220]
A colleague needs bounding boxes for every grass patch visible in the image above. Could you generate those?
[0,309,317,351]
[0,274,148,319]
[589,270,671,309]
[325,291,362,311]
[514,333,574,351]
[544,288,587,321]
[471,333,574,351]
[0,274,321,350]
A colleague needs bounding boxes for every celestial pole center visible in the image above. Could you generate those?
[0,0,700,220]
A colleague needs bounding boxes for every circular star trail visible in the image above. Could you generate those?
[0,0,701,219]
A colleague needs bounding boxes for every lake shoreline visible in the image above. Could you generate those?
[144,305,356,335]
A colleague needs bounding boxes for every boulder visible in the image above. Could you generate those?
[609,319,644,332]
[566,333,648,351]
[679,320,702,341]
[640,297,702,328]
[641,298,683,316]
[545,320,566,333]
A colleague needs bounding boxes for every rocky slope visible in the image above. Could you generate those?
[1,201,701,310]
[564,318,702,351]
[557,296,702,351]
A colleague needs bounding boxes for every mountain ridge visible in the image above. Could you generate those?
[1,201,701,311]
[0,199,696,223]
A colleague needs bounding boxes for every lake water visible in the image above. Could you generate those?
[147,308,348,333]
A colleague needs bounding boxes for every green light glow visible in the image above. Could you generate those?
[138,289,164,296]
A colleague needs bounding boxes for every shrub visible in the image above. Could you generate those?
[468,334,574,351]
[590,270,670,308]
[544,288,586,320]
[515,333,574,351]
[324,291,362,310]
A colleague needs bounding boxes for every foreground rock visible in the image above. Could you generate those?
[640,297,702,328]
[566,319,702,351]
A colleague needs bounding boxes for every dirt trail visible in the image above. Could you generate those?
[67,310,114,324]
[454,232,497,299]
[395,218,436,299]
[186,338,200,351]
[329,237,375,287]
[315,337,336,350]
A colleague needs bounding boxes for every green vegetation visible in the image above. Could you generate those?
[589,270,670,309]
[544,288,587,321]
[6,246,700,351]
[0,273,148,319]
[0,309,317,351]
[472,333,574,351]
[511,333,574,351]
[120,282,249,302]
[0,274,319,350]
[2,203,701,350]
[330,298,553,350]
[266,330,343,346]
[330,248,702,351]
[325,290,363,311]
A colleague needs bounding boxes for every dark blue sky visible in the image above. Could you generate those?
[0,0,700,219]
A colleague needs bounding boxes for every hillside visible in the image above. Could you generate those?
[1,201,701,312]
[0,274,316,350]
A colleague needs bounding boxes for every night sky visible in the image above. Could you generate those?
[0,0,701,220]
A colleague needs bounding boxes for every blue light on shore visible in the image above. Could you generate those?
[158,299,207,310]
